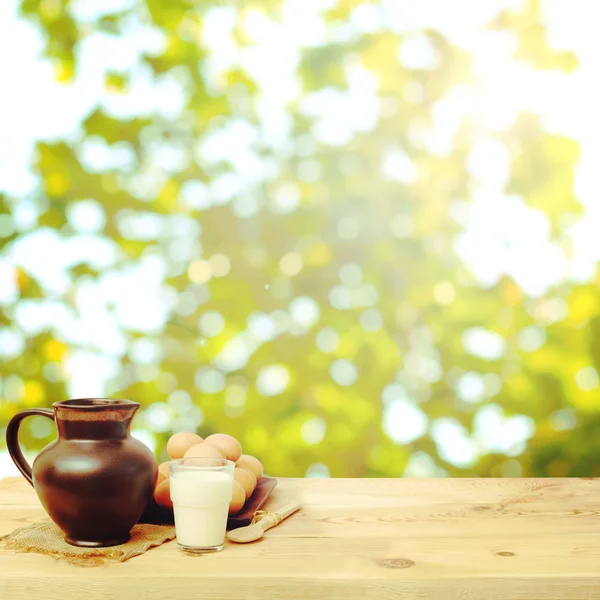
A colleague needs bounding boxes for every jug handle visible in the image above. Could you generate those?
[6,408,55,487]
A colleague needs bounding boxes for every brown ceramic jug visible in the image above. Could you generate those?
[6,398,158,547]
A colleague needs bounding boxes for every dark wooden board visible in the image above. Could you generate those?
[139,477,277,530]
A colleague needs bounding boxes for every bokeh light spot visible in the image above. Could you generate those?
[339,263,363,287]
[195,367,226,393]
[383,399,427,443]
[188,259,212,283]
[330,359,358,386]
[198,311,226,338]
[462,327,506,361]
[289,296,320,328]
[66,199,106,233]
[305,463,330,478]
[247,312,277,341]
[337,216,361,240]
[280,252,303,276]
[456,371,485,403]
[0,329,25,358]
[575,366,599,391]
[209,253,231,277]
[316,328,339,353]
[390,215,413,239]
[256,364,290,396]
[271,183,301,213]
[143,402,173,433]
[518,326,547,352]
[168,389,193,412]
[301,417,327,445]
[433,281,456,305]
[360,308,383,331]
[130,338,161,364]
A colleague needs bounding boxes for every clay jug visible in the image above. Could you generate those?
[6,398,158,547]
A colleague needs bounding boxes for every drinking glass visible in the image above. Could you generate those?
[169,457,235,553]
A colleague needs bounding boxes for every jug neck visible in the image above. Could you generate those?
[53,399,139,441]
[56,419,132,440]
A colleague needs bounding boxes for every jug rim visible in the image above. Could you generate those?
[53,398,140,410]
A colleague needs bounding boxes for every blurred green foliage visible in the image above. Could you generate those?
[1,0,596,478]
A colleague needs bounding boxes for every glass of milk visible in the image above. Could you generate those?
[170,457,235,553]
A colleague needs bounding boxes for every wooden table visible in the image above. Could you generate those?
[1,476,600,599]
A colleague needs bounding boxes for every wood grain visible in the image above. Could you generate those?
[2,476,600,599]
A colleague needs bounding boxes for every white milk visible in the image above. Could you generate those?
[170,470,233,549]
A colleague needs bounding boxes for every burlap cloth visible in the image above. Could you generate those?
[0,520,176,567]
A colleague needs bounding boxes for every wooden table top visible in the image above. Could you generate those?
[1,475,600,599]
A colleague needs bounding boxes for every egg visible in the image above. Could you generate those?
[154,478,173,510]
[184,443,225,460]
[158,461,171,480]
[234,467,257,500]
[204,433,242,462]
[167,431,203,459]
[236,455,263,481]
[229,480,245,515]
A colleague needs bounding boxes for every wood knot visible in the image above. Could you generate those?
[377,558,415,570]
[497,551,515,557]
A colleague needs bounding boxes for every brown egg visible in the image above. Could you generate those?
[236,455,263,481]
[158,461,171,480]
[154,479,173,510]
[184,443,225,459]
[229,480,245,515]
[167,431,203,459]
[234,467,257,500]
[204,433,242,462]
